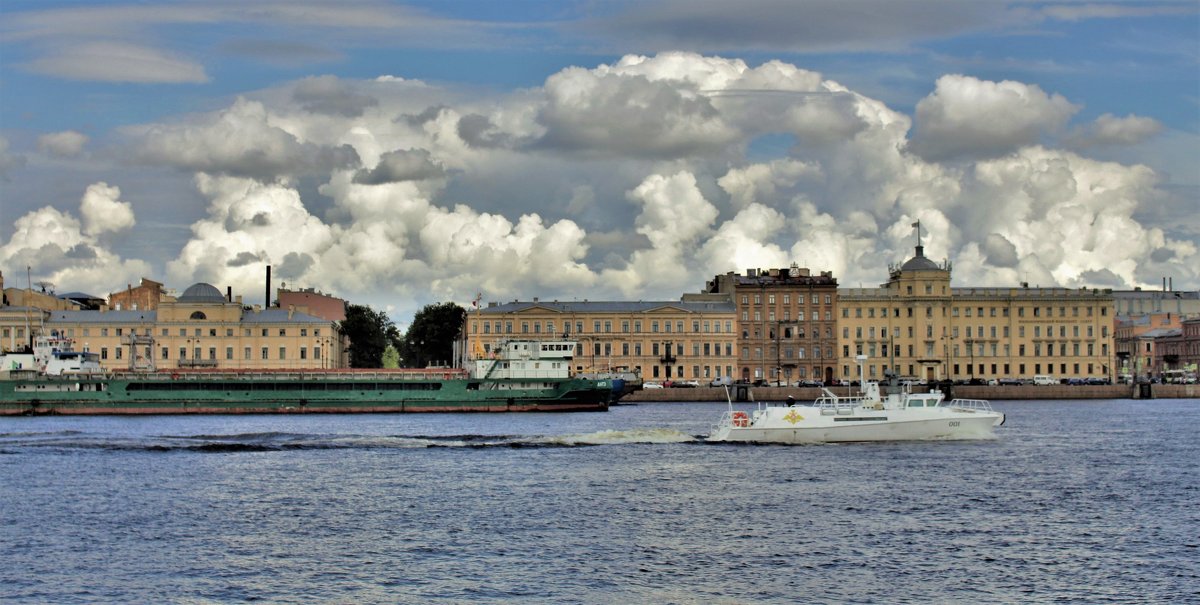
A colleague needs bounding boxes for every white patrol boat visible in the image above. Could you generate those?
[708,363,1004,443]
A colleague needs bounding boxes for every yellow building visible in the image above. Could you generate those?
[838,242,1114,383]
[41,282,347,371]
[1,306,42,353]
[465,297,738,382]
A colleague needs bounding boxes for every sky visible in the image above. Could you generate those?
[1,0,1197,327]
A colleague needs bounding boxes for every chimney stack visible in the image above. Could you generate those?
[266,265,272,308]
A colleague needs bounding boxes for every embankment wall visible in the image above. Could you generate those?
[622,383,1200,403]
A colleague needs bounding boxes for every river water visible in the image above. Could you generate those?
[2,398,1197,604]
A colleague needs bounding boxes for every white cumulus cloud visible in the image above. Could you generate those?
[80,182,135,236]
[37,131,89,157]
[909,74,1079,161]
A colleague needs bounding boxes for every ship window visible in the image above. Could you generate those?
[909,400,924,408]
[190,311,207,320]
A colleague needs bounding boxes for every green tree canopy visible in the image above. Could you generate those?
[400,302,466,368]
[381,344,400,369]
[341,304,402,368]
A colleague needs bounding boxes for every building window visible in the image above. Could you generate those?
[279,347,286,360]
[261,347,269,360]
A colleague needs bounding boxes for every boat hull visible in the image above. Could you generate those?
[0,375,610,415]
[709,406,1003,443]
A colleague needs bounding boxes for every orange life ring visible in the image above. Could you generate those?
[732,411,750,428]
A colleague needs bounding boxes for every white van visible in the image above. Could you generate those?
[1032,375,1056,386]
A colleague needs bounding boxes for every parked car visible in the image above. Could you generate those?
[642,381,663,389]
[998,378,1022,386]
[709,376,732,387]
[676,380,700,388]
[986,379,999,386]
[796,379,824,388]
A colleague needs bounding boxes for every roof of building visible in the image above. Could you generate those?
[1113,289,1200,300]
[57,291,103,301]
[480,300,736,314]
[240,308,329,323]
[1139,328,1182,339]
[899,245,943,272]
[46,310,157,323]
[178,282,226,302]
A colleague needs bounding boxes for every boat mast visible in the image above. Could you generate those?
[24,266,33,351]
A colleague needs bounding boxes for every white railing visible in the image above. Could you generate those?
[814,390,864,415]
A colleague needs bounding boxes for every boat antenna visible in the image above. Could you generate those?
[24,266,33,351]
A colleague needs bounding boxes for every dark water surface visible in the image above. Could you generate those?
[2,399,1197,604]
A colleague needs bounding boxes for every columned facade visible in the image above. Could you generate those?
[40,282,347,371]
[839,244,1115,383]
[466,298,737,382]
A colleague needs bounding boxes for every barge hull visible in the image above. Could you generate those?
[0,377,610,415]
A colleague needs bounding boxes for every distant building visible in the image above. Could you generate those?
[466,298,737,382]
[838,238,1114,383]
[44,282,347,371]
[1,270,79,312]
[277,287,346,322]
[1114,313,1182,379]
[1150,318,1199,381]
[704,265,839,384]
[109,278,172,311]
[1112,287,1200,320]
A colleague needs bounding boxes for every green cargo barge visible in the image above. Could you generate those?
[0,339,610,415]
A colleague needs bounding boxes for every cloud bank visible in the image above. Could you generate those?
[3,52,1196,320]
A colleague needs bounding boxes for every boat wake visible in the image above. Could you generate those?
[0,428,702,453]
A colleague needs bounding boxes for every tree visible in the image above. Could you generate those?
[400,302,466,368]
[381,344,400,369]
[341,304,401,368]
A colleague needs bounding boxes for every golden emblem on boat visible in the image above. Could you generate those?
[784,409,803,424]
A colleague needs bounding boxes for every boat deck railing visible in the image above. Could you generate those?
[814,390,867,415]
[947,398,995,412]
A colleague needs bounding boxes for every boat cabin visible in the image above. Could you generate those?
[472,339,578,380]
